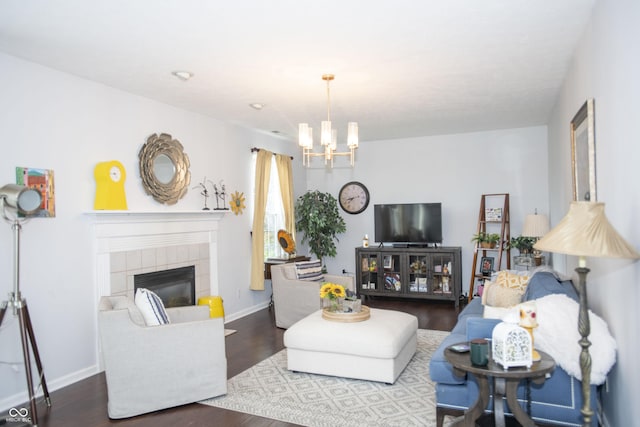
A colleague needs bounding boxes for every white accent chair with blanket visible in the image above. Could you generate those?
[271,260,355,329]
[98,296,227,418]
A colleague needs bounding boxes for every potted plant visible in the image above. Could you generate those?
[295,190,347,264]
[509,236,536,255]
[471,232,501,249]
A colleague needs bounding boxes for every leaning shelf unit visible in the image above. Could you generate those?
[468,193,511,301]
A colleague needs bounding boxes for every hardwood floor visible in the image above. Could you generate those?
[3,298,461,427]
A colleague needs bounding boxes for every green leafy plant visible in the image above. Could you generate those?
[471,232,501,248]
[295,190,346,263]
[509,236,536,254]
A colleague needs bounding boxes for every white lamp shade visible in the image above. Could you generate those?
[522,213,549,238]
[534,201,640,259]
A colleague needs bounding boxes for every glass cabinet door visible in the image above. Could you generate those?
[432,253,454,295]
[382,253,402,294]
[358,252,380,292]
[408,254,429,294]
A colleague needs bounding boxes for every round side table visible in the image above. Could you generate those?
[445,343,555,427]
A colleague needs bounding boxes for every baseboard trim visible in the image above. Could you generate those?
[224,301,270,324]
[0,365,98,413]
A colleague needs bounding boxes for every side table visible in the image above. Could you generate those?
[445,344,555,427]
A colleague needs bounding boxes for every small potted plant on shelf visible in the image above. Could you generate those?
[471,232,501,249]
[509,236,536,255]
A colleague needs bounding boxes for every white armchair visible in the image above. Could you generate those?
[98,296,227,418]
[271,263,355,328]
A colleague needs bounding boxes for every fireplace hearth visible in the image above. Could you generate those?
[134,266,196,308]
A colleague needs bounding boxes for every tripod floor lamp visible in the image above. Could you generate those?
[0,184,51,426]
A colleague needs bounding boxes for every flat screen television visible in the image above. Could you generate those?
[374,203,443,245]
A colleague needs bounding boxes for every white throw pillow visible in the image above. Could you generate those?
[135,288,170,326]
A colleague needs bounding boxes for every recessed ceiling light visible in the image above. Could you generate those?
[249,103,265,110]
[172,71,193,81]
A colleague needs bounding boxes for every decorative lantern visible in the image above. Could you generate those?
[492,322,533,369]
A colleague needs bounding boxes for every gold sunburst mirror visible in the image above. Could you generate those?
[138,133,191,205]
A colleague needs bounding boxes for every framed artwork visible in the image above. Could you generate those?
[383,255,394,270]
[485,208,502,221]
[570,98,596,201]
[16,167,55,217]
[480,256,494,275]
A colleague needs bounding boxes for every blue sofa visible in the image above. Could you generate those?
[429,272,597,427]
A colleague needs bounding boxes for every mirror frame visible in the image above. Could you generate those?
[570,98,596,202]
[138,133,191,205]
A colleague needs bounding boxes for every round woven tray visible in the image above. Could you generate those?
[322,305,370,322]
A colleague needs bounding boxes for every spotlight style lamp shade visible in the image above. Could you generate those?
[0,184,42,215]
[534,201,639,426]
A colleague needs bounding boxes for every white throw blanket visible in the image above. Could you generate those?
[534,294,616,385]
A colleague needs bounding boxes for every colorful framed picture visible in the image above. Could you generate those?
[485,208,502,221]
[16,167,55,217]
[480,256,494,276]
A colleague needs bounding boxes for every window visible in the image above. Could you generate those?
[253,155,285,259]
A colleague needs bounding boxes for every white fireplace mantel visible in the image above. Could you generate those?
[85,210,226,298]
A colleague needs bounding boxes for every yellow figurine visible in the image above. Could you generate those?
[94,160,127,210]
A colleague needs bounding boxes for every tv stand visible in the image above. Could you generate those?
[355,246,462,307]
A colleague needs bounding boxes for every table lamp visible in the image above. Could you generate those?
[534,201,639,426]
[522,210,549,265]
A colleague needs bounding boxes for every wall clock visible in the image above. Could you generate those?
[94,160,128,210]
[338,181,370,214]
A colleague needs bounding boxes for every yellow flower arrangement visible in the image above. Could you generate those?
[320,283,346,312]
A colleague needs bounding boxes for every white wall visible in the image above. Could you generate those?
[0,52,302,409]
[304,126,549,295]
[546,1,640,425]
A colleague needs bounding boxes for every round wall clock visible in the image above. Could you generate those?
[338,181,370,214]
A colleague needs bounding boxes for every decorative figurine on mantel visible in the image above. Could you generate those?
[213,180,229,210]
[193,177,214,210]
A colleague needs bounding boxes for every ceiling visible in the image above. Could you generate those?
[0,0,595,143]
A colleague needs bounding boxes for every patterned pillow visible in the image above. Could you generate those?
[295,259,324,281]
[494,270,530,292]
[135,288,170,326]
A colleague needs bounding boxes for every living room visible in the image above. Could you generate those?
[1,1,639,426]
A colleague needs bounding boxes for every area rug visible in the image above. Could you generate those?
[201,329,455,426]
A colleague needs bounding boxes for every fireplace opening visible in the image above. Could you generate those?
[134,266,196,308]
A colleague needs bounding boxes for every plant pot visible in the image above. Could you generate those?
[480,242,496,249]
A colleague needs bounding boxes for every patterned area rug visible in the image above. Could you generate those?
[201,329,456,426]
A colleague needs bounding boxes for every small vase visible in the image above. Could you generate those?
[323,297,344,313]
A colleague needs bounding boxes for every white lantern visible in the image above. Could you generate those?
[491,322,532,369]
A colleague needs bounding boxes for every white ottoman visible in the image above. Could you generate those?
[283,308,418,384]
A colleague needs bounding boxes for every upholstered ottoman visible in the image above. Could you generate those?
[283,308,418,384]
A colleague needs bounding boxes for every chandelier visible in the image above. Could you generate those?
[298,74,358,167]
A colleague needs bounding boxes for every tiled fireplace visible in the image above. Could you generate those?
[87,211,225,302]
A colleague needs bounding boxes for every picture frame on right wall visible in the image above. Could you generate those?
[570,98,597,201]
